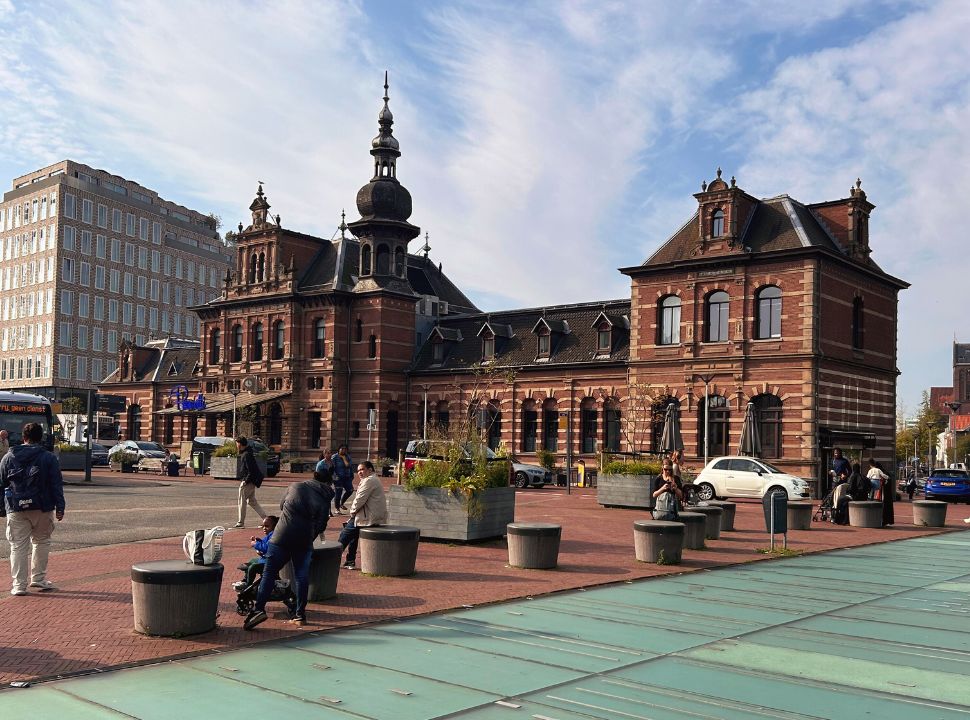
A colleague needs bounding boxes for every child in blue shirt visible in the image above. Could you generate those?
[242,515,278,585]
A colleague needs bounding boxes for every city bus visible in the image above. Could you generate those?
[0,391,55,450]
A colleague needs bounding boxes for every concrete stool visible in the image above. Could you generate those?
[787,501,814,530]
[690,506,723,540]
[360,526,420,576]
[281,540,343,601]
[677,512,707,550]
[633,520,684,564]
[131,560,223,637]
[913,500,948,527]
[507,522,562,569]
[848,501,883,528]
[706,501,737,531]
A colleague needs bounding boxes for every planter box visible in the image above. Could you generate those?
[283,461,313,474]
[386,485,515,542]
[110,462,137,473]
[597,474,658,509]
[57,452,86,471]
[209,456,268,480]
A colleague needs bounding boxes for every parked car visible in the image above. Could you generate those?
[108,440,168,462]
[189,436,280,477]
[924,468,970,502]
[896,472,926,494]
[510,461,552,488]
[90,442,109,466]
[693,456,811,501]
[402,440,550,487]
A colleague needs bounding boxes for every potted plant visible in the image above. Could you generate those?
[597,457,663,509]
[110,450,139,473]
[387,438,514,541]
[210,441,268,479]
[55,442,87,471]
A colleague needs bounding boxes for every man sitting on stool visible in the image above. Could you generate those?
[338,460,388,570]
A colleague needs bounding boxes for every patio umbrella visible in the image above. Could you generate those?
[659,402,684,453]
[737,402,762,457]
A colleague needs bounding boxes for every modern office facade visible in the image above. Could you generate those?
[0,160,233,401]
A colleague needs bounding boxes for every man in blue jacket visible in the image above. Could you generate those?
[0,423,65,596]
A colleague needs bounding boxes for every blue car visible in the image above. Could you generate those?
[924,469,970,502]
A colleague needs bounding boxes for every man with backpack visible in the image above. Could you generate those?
[0,423,65,595]
[233,437,266,528]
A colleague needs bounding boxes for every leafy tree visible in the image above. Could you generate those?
[62,396,84,415]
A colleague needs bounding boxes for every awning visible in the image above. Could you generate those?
[818,427,877,449]
[155,390,291,415]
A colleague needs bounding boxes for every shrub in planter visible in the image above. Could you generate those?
[56,443,87,471]
[110,450,139,472]
[598,459,663,509]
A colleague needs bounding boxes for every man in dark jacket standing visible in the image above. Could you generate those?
[244,471,334,629]
[0,423,65,596]
[234,437,266,528]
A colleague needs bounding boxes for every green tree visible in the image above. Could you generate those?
[952,433,970,467]
[62,396,84,415]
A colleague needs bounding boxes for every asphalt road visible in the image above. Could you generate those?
[0,475,291,559]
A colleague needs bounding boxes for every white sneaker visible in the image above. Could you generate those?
[233,522,245,528]
[10,588,28,596]
[29,580,56,591]
[963,517,970,524]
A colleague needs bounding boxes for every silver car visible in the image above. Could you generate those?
[511,462,551,488]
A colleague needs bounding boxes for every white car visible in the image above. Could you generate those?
[108,440,168,462]
[693,456,810,501]
[511,462,552,488]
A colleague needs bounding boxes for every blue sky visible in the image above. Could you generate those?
[0,0,967,414]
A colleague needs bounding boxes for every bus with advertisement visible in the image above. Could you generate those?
[0,391,55,449]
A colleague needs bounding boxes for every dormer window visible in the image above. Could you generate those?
[537,332,550,359]
[712,209,724,237]
[597,325,611,354]
[482,332,495,361]
[432,339,444,364]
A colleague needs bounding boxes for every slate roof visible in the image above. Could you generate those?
[644,195,854,266]
[100,338,200,386]
[412,299,631,372]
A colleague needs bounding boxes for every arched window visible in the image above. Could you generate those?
[268,403,283,445]
[376,244,390,274]
[756,286,782,339]
[698,394,729,456]
[368,334,377,359]
[521,399,538,452]
[659,295,681,345]
[712,209,724,237]
[231,324,243,362]
[706,291,729,342]
[272,320,284,360]
[485,402,501,450]
[355,319,363,343]
[257,252,265,282]
[580,397,597,454]
[313,318,326,358]
[852,297,864,349]
[248,253,257,283]
[604,399,621,452]
[435,400,450,432]
[394,247,406,277]
[753,394,783,458]
[209,329,221,364]
[163,413,174,445]
[127,405,142,440]
[360,245,372,276]
[542,398,559,452]
[252,322,263,361]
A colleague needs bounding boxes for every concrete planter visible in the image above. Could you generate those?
[848,500,883,528]
[597,474,658,509]
[386,485,515,541]
[56,452,86,471]
[912,500,947,527]
[209,456,268,480]
[787,501,814,530]
[633,520,684,564]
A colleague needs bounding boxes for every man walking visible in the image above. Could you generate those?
[243,471,334,629]
[330,445,355,513]
[0,423,65,595]
[234,437,266,529]
[338,460,388,569]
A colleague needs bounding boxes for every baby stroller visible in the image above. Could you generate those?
[813,486,835,522]
[232,562,298,617]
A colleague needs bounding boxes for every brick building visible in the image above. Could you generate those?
[100,80,906,495]
[0,160,232,401]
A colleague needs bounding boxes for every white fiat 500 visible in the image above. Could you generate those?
[693,456,810,501]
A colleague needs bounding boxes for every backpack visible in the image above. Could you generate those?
[3,455,44,512]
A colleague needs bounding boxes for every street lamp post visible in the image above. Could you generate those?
[229,386,241,438]
[945,401,961,468]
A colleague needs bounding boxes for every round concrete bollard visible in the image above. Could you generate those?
[787,501,814,530]
[507,523,562,569]
[690,506,723,540]
[912,500,948,527]
[706,501,737,531]
[848,501,883,528]
[677,512,707,550]
[281,540,343,601]
[131,560,223,637]
[360,526,420,576]
[633,520,684,564]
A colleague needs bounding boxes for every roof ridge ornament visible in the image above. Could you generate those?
[339,209,348,239]
[421,232,431,257]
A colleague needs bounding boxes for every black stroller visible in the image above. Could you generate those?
[813,487,834,522]
[232,562,298,617]
[813,483,849,525]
